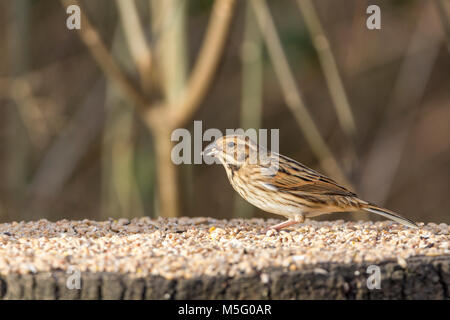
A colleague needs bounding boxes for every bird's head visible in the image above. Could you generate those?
[202,135,261,168]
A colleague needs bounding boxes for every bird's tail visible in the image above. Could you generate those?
[361,204,419,229]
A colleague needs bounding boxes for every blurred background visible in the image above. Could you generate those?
[0,0,449,224]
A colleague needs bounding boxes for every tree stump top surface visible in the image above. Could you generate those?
[0,217,448,279]
[0,217,449,299]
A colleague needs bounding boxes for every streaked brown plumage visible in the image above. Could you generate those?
[202,135,418,231]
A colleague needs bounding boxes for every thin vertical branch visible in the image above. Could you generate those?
[167,0,237,128]
[61,0,237,218]
[5,0,31,220]
[235,1,264,218]
[103,91,146,219]
[147,0,236,218]
[101,28,145,220]
[153,128,180,218]
[60,0,149,113]
[115,0,153,92]
[62,0,236,129]
[296,0,357,138]
[150,0,187,101]
[241,2,263,132]
[359,3,441,206]
[251,0,351,187]
[149,0,188,218]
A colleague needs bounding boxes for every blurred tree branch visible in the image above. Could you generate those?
[359,3,441,206]
[115,0,153,92]
[3,0,31,221]
[61,0,236,217]
[296,0,357,139]
[151,0,187,101]
[61,0,149,112]
[100,27,146,220]
[149,0,236,218]
[157,0,236,129]
[150,0,188,219]
[234,0,264,219]
[26,80,106,219]
[250,0,351,188]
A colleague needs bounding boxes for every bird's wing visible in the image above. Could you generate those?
[260,154,357,197]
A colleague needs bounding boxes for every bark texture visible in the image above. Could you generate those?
[0,255,448,299]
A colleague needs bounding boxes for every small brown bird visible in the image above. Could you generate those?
[202,135,418,231]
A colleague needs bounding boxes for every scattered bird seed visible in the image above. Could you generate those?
[0,217,448,279]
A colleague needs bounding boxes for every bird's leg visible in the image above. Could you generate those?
[264,214,305,234]
[268,219,298,231]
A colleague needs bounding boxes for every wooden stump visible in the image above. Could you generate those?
[1,255,448,299]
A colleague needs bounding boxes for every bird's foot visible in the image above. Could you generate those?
[262,218,301,235]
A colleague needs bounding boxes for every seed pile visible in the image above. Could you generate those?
[0,217,448,279]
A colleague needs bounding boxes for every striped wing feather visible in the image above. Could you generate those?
[268,154,357,198]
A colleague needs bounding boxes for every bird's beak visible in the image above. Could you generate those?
[202,142,218,157]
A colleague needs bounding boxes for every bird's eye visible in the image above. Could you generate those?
[227,142,235,148]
